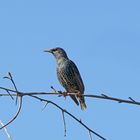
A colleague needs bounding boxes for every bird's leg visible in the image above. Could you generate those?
[58,91,68,97]
[76,91,82,98]
[62,91,68,97]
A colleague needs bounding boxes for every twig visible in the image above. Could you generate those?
[88,130,93,140]
[84,94,140,106]
[8,73,18,92]
[51,86,57,93]
[29,95,106,140]
[8,72,19,105]
[0,120,12,140]
[0,73,23,130]
[0,96,22,130]
[128,97,136,103]
[62,110,67,137]
[101,94,109,98]
[0,87,19,93]
[5,89,14,100]
[42,102,48,111]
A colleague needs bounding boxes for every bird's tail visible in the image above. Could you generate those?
[79,97,87,110]
[70,95,79,106]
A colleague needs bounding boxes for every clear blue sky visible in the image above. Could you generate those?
[0,0,140,140]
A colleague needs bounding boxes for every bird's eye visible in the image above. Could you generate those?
[52,48,57,52]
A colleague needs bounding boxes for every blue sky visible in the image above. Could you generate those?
[0,0,140,140]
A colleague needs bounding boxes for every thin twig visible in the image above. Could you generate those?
[0,87,18,93]
[42,102,48,111]
[51,86,57,93]
[8,73,18,92]
[101,94,109,98]
[88,130,93,140]
[8,72,19,105]
[128,97,136,103]
[62,110,67,137]
[0,73,23,130]
[84,94,140,106]
[0,96,22,130]
[5,89,14,100]
[0,120,12,140]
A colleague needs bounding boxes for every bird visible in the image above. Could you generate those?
[44,47,86,110]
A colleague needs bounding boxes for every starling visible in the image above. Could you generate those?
[44,47,86,110]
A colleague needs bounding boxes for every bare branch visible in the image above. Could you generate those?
[8,73,18,92]
[50,86,57,93]
[29,95,106,140]
[0,85,140,140]
[0,87,18,93]
[5,89,14,100]
[0,88,140,106]
[62,110,67,137]
[84,94,140,106]
[0,73,23,130]
[7,72,19,105]
[0,120,12,140]
[0,96,22,130]
[42,102,48,111]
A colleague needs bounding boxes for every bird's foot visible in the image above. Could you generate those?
[76,91,82,98]
[58,91,68,97]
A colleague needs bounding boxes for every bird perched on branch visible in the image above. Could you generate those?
[44,47,86,110]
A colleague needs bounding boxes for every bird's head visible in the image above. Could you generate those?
[44,47,68,60]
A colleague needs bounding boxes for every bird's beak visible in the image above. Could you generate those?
[44,49,53,53]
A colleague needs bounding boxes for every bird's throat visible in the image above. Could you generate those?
[56,57,67,66]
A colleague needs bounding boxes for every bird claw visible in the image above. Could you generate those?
[76,91,82,98]
[58,91,68,97]
[62,91,68,97]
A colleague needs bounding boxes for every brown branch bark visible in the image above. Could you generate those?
[0,89,140,106]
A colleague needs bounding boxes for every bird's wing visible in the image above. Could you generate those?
[69,60,85,93]
[57,60,84,94]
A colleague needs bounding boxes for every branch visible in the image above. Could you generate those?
[0,96,22,130]
[29,95,106,140]
[0,75,140,140]
[4,72,19,105]
[0,88,140,106]
[84,94,140,106]
[61,110,67,137]
[0,73,23,130]
[0,120,12,140]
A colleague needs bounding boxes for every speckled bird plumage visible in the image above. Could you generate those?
[45,47,86,110]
